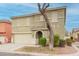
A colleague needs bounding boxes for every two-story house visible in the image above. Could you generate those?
[11,7,66,45]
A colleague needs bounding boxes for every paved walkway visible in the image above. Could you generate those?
[0,42,79,56]
[56,42,79,56]
[70,42,79,56]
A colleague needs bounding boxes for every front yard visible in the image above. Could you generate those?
[15,46,77,55]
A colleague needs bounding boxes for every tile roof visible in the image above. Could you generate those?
[0,20,11,24]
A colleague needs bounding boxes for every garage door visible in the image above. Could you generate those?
[13,34,35,44]
[0,35,5,43]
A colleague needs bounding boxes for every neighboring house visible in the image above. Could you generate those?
[65,31,70,37]
[11,7,66,45]
[72,28,79,41]
[0,20,12,44]
[64,31,71,40]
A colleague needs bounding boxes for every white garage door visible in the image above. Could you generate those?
[0,35,5,43]
[13,34,35,44]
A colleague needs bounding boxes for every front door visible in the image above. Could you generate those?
[36,31,43,44]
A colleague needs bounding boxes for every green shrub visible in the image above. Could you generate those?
[39,37,47,47]
[59,39,65,47]
[66,38,72,46]
[54,35,60,47]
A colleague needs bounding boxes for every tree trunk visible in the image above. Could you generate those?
[42,13,54,49]
[37,3,54,49]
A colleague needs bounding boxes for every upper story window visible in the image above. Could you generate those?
[51,12,58,22]
[52,23,59,30]
[52,18,58,22]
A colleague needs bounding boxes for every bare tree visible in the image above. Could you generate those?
[37,3,54,49]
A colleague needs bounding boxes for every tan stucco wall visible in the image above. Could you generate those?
[11,8,66,44]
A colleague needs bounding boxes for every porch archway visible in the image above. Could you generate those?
[36,31,43,44]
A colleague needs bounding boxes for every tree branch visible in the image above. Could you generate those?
[42,3,46,10]
[37,3,41,12]
[44,3,49,10]
[38,3,49,14]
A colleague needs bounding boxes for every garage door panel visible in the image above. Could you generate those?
[13,34,35,44]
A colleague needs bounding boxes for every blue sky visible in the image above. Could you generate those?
[0,3,79,32]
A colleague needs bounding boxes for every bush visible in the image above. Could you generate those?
[39,37,47,47]
[70,36,73,40]
[0,41,1,44]
[54,35,60,47]
[59,39,65,47]
[70,36,75,42]
[66,38,72,46]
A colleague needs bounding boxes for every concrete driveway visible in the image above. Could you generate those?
[0,43,38,56]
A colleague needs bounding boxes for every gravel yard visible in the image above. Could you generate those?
[16,46,77,55]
